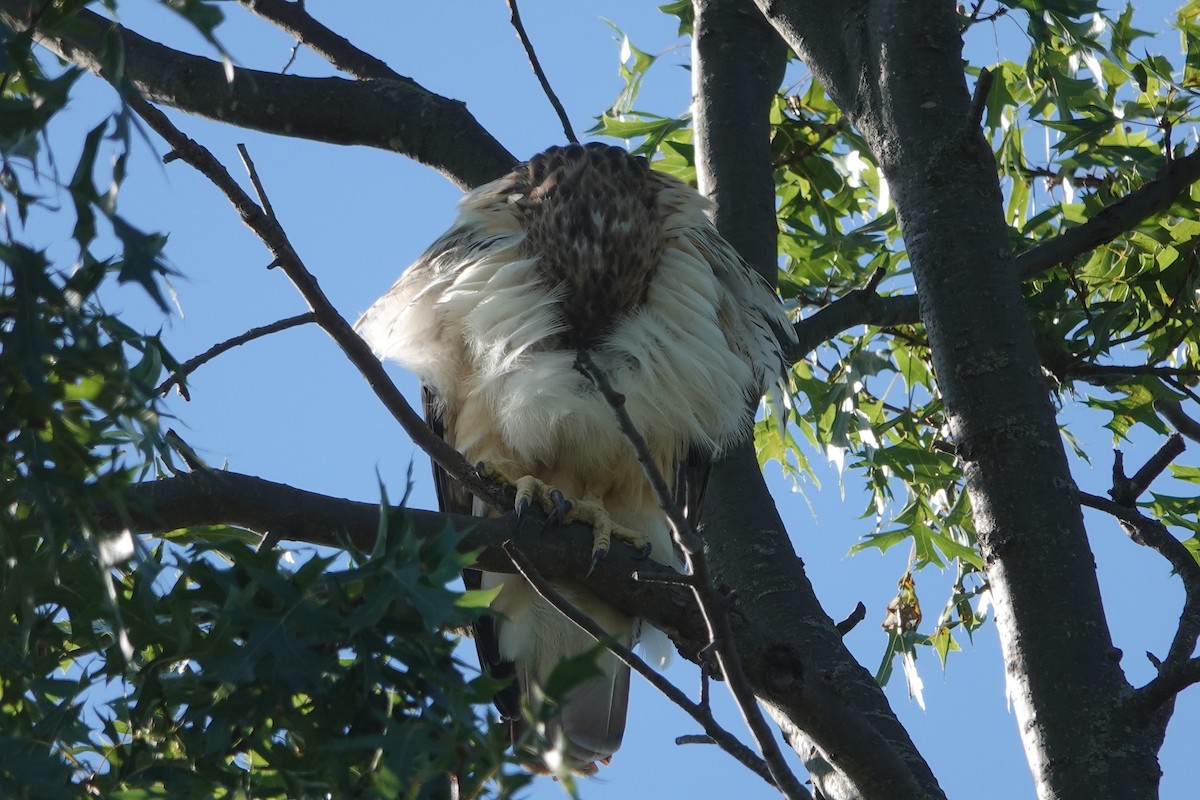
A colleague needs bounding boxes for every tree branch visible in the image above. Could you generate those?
[113,89,507,511]
[1157,399,1200,444]
[0,0,516,190]
[574,351,807,799]
[1077,490,1200,698]
[1015,150,1200,280]
[789,292,920,363]
[235,0,404,81]
[504,0,577,144]
[156,312,316,398]
[1109,434,1186,507]
[502,542,787,794]
[693,3,939,798]
[1131,658,1200,726]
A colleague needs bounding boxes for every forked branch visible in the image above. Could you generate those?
[156,312,316,398]
[236,0,403,81]
[117,91,507,511]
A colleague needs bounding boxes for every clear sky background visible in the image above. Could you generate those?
[26,1,1199,797]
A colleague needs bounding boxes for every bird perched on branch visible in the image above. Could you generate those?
[358,142,794,773]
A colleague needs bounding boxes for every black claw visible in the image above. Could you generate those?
[549,490,570,524]
[587,547,608,577]
[636,542,652,560]
[516,496,531,519]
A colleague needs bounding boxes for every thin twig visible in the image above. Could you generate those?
[121,91,509,512]
[502,541,785,792]
[157,312,316,397]
[504,0,577,144]
[574,352,692,547]
[236,143,276,220]
[573,351,808,799]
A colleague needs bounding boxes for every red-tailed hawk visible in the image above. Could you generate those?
[358,143,794,773]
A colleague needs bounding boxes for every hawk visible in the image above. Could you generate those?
[358,143,794,773]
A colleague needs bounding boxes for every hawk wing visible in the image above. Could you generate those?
[423,384,524,733]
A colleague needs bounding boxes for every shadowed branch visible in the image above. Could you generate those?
[502,542,784,792]
[0,0,516,190]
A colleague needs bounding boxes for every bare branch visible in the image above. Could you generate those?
[836,601,868,636]
[1077,490,1200,686]
[95,469,695,626]
[1131,657,1200,724]
[504,0,577,144]
[156,312,315,397]
[502,542,785,793]
[116,91,508,512]
[573,352,808,800]
[236,143,278,220]
[235,0,404,81]
[0,0,515,190]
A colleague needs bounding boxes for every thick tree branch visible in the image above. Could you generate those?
[693,3,938,799]
[790,292,920,363]
[1015,150,1200,280]
[94,464,913,765]
[235,0,403,81]
[755,2,1140,797]
[0,0,515,190]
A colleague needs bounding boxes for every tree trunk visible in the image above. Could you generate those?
[691,2,946,797]
[753,1,1158,796]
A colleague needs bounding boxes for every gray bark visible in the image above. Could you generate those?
[691,3,943,798]
[754,1,1157,797]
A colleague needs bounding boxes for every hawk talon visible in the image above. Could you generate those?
[586,547,608,577]
[549,489,570,523]
[635,542,653,560]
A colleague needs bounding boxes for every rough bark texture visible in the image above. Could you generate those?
[754,1,1153,797]
[691,4,943,798]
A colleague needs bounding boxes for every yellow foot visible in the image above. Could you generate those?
[479,463,651,571]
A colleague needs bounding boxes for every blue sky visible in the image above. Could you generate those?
[25,1,1200,797]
